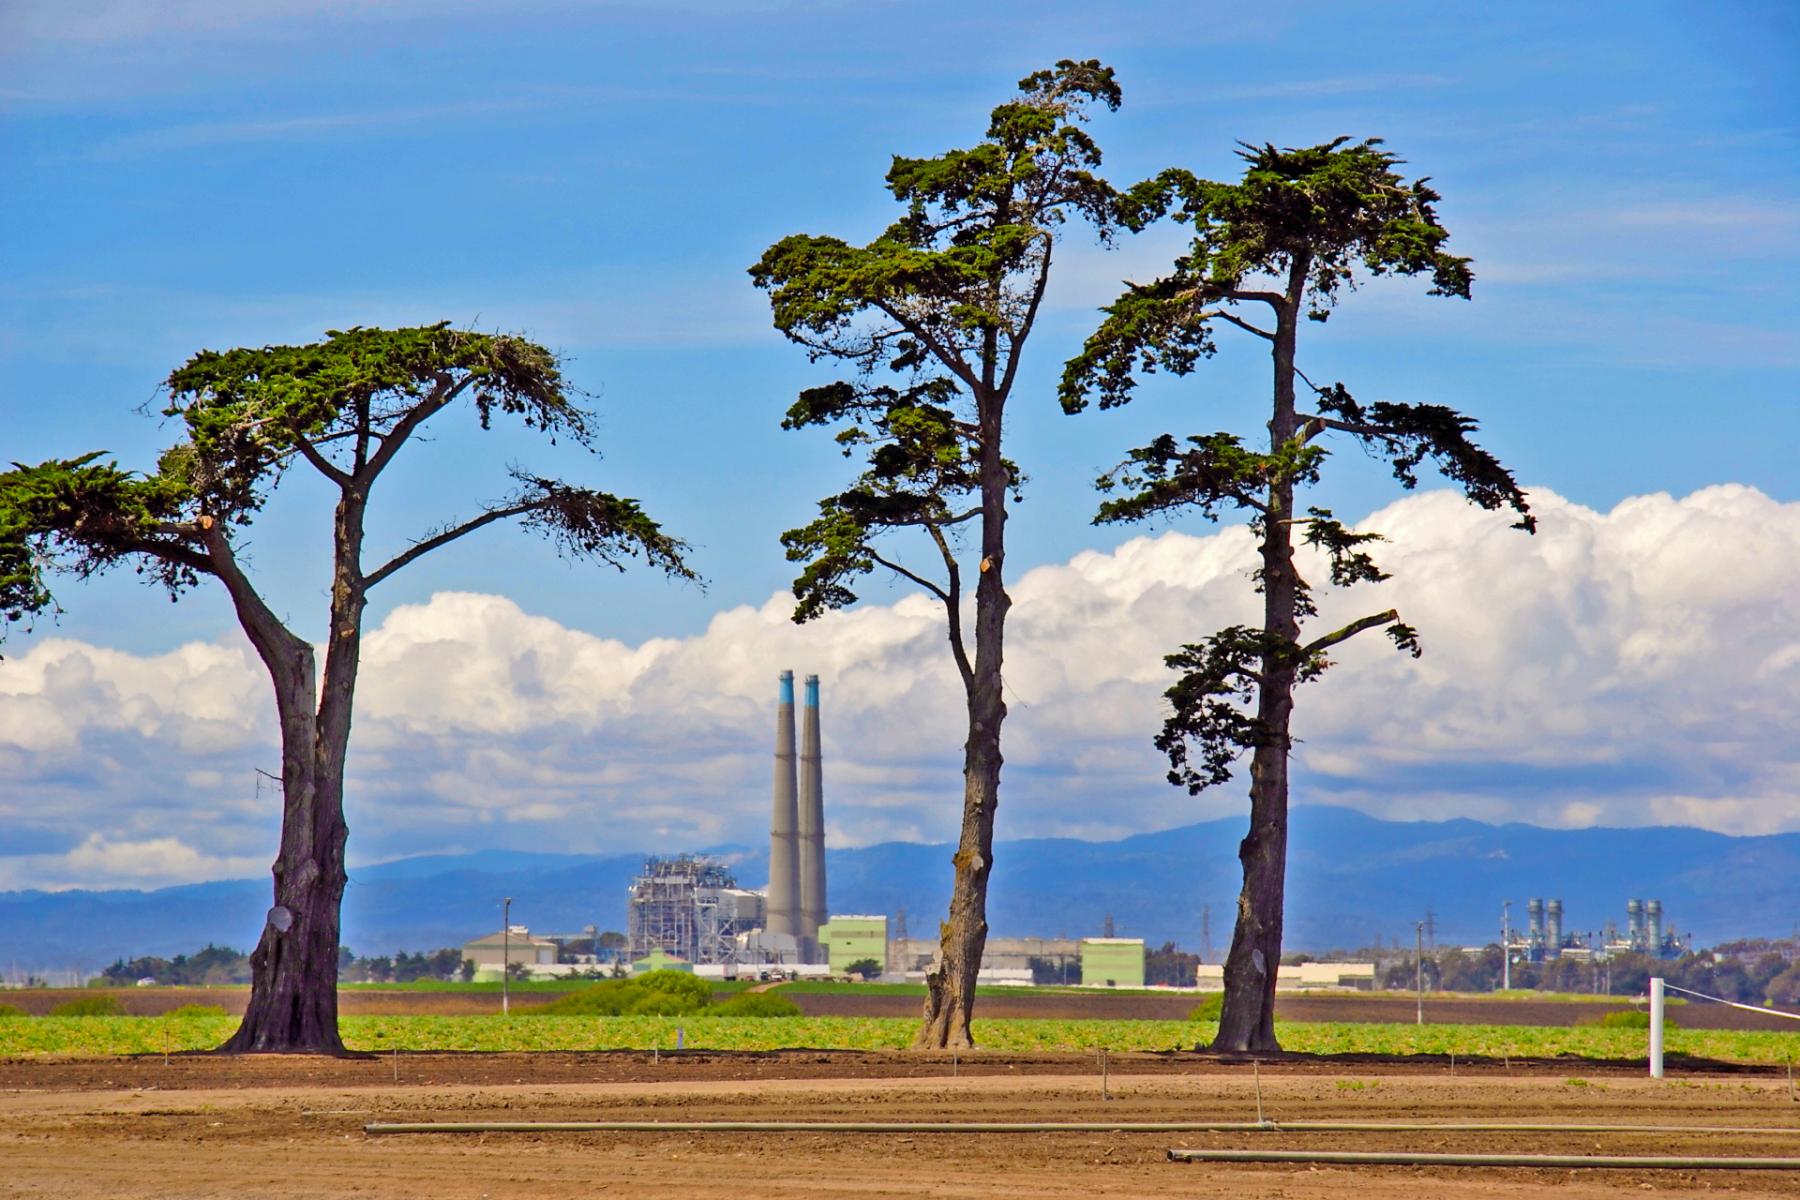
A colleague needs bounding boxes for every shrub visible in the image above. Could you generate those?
[712,992,802,1018]
[1189,993,1224,1022]
[626,991,697,1016]
[1596,1008,1672,1029]
[164,1004,229,1019]
[538,982,641,1016]
[0,1003,25,1018]
[634,970,713,1008]
[535,974,712,1017]
[49,995,125,1017]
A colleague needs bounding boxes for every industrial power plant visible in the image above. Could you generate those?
[1510,896,1688,962]
[625,670,839,970]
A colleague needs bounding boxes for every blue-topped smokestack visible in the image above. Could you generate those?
[766,671,801,940]
[798,674,827,960]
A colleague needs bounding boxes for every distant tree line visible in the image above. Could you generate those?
[97,945,472,986]
[1370,944,1800,1006]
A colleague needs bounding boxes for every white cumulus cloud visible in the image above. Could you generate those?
[3,484,1799,891]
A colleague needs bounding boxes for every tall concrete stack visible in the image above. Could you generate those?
[798,673,828,960]
[766,671,802,940]
[1546,899,1564,960]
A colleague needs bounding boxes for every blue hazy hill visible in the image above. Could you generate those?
[5,806,1797,971]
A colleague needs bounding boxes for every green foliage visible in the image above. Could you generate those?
[1063,137,1473,414]
[3,1011,1790,1063]
[711,992,803,1017]
[752,60,1121,622]
[0,324,694,651]
[163,1004,229,1019]
[844,958,883,981]
[0,1003,24,1018]
[1189,993,1225,1022]
[49,995,125,1017]
[633,970,714,1006]
[1594,1008,1674,1030]
[534,972,715,1017]
[1061,135,1532,798]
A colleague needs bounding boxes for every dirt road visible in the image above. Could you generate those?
[5,1053,1800,1198]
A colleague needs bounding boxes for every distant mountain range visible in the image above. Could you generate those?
[5,807,1798,972]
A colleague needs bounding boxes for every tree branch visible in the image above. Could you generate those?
[867,547,951,604]
[1212,310,1275,340]
[925,523,975,691]
[1224,287,1286,308]
[364,500,540,590]
[998,234,1054,397]
[361,372,479,482]
[1301,609,1400,657]
[289,430,353,488]
[872,299,981,394]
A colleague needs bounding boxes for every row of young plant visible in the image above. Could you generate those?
[3,1010,1793,1064]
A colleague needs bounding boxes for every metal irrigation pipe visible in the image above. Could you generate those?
[1168,1148,1800,1170]
[363,1119,1800,1136]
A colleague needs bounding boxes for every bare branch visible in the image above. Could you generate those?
[1301,609,1399,657]
[361,372,480,482]
[867,547,950,604]
[925,522,975,691]
[290,430,353,488]
[364,500,539,590]
[1212,310,1275,340]
[998,234,1054,397]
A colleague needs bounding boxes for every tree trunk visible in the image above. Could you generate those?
[217,747,351,1054]
[1211,260,1307,1054]
[915,378,1010,1050]
[217,488,367,1055]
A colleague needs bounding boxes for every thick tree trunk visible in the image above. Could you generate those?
[1211,260,1307,1054]
[915,376,1010,1050]
[218,748,351,1054]
[216,488,368,1055]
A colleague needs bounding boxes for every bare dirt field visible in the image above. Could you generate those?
[4,1052,1800,1198]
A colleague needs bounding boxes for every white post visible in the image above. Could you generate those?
[1649,976,1665,1079]
[502,896,512,1017]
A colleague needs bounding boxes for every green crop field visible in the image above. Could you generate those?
[2,1011,1796,1062]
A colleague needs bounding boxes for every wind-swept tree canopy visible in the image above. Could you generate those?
[0,323,693,1053]
[753,59,1121,1049]
[1062,138,1531,1053]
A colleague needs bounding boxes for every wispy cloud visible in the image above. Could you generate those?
[87,96,550,158]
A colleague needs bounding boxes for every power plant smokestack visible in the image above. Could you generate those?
[1627,899,1643,951]
[798,674,827,961]
[1527,898,1543,956]
[766,671,801,939]
[1546,899,1563,960]
[1647,899,1664,956]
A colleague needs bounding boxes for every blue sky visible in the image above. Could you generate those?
[1,2,1797,889]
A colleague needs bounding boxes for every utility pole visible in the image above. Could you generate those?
[1501,900,1512,991]
[501,896,512,1016]
[1414,921,1425,1026]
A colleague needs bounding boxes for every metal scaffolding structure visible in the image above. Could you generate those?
[626,856,753,964]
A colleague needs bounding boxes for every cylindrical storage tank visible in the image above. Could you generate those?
[1647,900,1664,957]
[766,671,801,939]
[1546,899,1563,959]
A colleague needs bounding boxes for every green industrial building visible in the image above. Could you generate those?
[1079,937,1145,988]
[819,915,887,975]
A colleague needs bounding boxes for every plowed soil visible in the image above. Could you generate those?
[5,1052,1800,1198]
